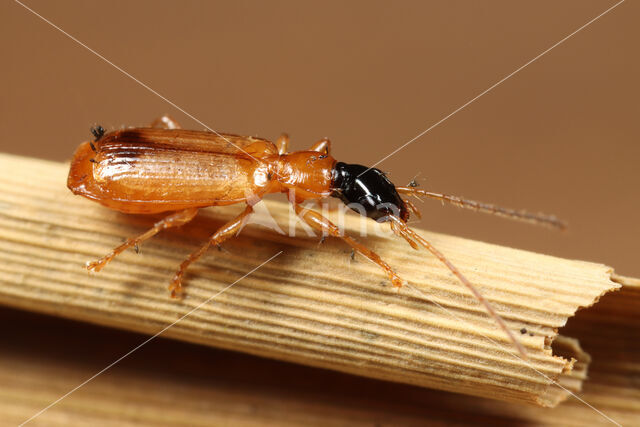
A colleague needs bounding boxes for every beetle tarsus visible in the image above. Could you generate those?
[86,258,107,273]
[168,277,184,299]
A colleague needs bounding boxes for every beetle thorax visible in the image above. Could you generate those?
[273,152,336,201]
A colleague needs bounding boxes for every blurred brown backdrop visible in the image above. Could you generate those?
[1,0,638,276]
[1,1,639,425]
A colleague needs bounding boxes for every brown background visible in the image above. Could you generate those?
[0,1,638,424]
[1,0,638,276]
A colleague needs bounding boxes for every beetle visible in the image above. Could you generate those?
[68,115,565,357]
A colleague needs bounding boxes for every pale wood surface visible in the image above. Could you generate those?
[0,153,632,417]
[2,276,638,426]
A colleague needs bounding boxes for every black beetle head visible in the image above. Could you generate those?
[331,162,408,222]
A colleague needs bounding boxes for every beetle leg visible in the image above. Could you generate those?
[308,138,331,157]
[150,115,182,129]
[276,133,290,154]
[87,208,199,273]
[291,202,404,287]
[168,205,254,298]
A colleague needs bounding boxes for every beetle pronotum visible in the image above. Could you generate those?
[68,116,566,357]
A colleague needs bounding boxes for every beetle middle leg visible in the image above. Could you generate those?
[291,202,404,287]
[150,114,182,129]
[169,204,254,298]
[87,208,199,273]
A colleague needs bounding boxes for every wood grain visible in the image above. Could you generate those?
[3,279,638,426]
[0,153,625,408]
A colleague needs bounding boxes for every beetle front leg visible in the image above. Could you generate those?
[291,202,404,288]
[87,208,199,273]
[308,137,331,156]
[169,204,254,298]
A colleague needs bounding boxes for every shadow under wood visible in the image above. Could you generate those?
[2,306,534,426]
[2,281,636,425]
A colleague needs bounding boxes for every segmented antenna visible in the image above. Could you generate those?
[396,187,566,230]
[388,216,527,359]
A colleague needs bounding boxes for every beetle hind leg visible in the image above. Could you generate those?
[150,115,182,129]
[169,205,254,298]
[87,208,199,273]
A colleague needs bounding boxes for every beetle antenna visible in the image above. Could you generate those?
[89,125,105,152]
[388,216,527,359]
[396,187,566,230]
[90,125,105,141]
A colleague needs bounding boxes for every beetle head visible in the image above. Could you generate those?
[331,162,409,222]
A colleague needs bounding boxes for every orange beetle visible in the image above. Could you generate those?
[68,115,565,357]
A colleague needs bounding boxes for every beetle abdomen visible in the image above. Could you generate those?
[68,137,271,213]
[96,143,256,198]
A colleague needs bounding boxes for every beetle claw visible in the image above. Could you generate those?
[168,276,184,299]
[86,259,106,272]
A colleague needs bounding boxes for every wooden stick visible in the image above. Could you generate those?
[4,277,638,426]
[0,153,623,407]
